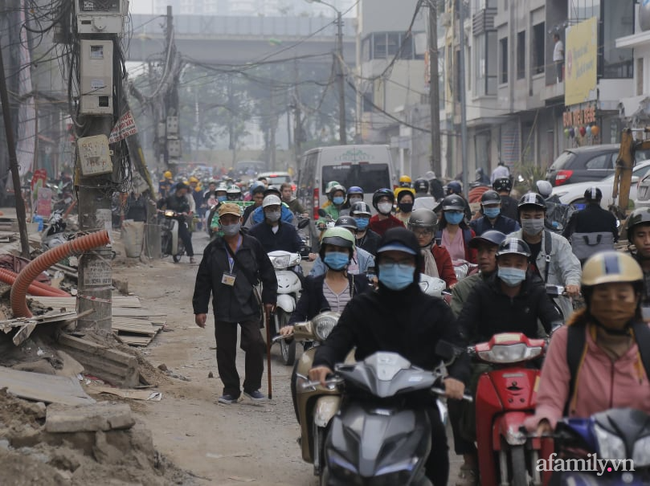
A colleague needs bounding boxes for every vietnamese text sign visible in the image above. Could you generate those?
[565,17,598,107]
[109,110,138,144]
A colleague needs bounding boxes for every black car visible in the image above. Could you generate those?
[546,144,650,187]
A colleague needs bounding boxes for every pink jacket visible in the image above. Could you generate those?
[525,311,650,431]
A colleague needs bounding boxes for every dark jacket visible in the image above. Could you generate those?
[157,193,190,214]
[562,203,618,242]
[313,283,470,383]
[355,229,381,256]
[248,220,302,254]
[457,273,562,343]
[192,233,277,323]
[500,195,519,221]
[126,194,147,222]
[288,274,370,325]
[470,214,520,236]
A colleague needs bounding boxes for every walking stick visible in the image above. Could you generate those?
[265,308,273,399]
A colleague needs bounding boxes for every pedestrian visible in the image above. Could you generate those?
[125,192,147,222]
[490,162,510,184]
[193,203,278,404]
[553,33,564,83]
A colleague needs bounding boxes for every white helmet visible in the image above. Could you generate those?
[262,195,282,208]
[536,180,553,198]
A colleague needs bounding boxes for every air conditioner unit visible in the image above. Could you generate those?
[75,0,128,35]
[79,39,113,115]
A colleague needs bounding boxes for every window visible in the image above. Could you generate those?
[601,0,633,78]
[387,33,400,58]
[321,164,391,193]
[500,37,508,84]
[374,34,387,59]
[532,23,545,75]
[585,154,612,170]
[474,32,497,96]
[361,32,424,62]
[517,31,526,80]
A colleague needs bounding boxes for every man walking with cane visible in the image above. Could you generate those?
[193,203,278,404]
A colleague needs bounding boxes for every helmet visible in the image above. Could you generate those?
[518,193,547,211]
[584,187,603,202]
[188,176,199,184]
[395,187,415,202]
[581,251,643,287]
[496,238,531,259]
[493,177,512,193]
[320,227,355,255]
[335,216,358,231]
[373,188,395,210]
[627,208,650,240]
[163,171,173,179]
[264,186,282,198]
[469,230,506,249]
[408,209,437,229]
[480,190,501,205]
[175,182,188,192]
[447,181,462,194]
[347,186,364,196]
[350,201,372,217]
[442,194,465,212]
[399,175,412,187]
[251,182,266,195]
[327,183,346,201]
[262,195,282,208]
[227,185,242,195]
[325,181,341,194]
[536,180,553,198]
[414,178,429,193]
[216,183,229,193]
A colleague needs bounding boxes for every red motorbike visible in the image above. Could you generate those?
[471,332,553,486]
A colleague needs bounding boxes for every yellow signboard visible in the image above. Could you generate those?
[565,17,598,106]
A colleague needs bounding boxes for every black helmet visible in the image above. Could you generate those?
[493,177,512,193]
[264,186,281,198]
[480,190,501,205]
[335,216,358,231]
[442,194,465,212]
[372,188,395,210]
[496,238,531,259]
[414,178,429,193]
[447,181,462,195]
[584,187,603,203]
[627,208,650,240]
[469,230,506,249]
[518,193,547,211]
[408,209,437,229]
[350,201,372,217]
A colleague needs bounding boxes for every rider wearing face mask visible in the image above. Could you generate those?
[349,202,381,256]
[525,251,650,437]
[368,188,405,236]
[395,187,416,225]
[508,193,581,320]
[436,194,477,264]
[469,190,520,236]
[318,183,347,228]
[339,186,364,216]
[248,195,302,254]
[627,208,650,315]
[309,227,470,486]
[246,186,297,229]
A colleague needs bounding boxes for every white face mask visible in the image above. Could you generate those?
[378,202,393,215]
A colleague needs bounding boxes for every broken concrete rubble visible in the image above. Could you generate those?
[45,402,134,433]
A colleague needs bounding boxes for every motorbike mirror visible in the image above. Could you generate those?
[435,340,464,363]
[298,218,310,229]
[318,209,328,218]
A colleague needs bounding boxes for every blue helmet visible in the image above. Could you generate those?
[447,181,462,195]
[347,186,364,196]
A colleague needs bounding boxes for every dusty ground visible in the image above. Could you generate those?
[111,231,463,486]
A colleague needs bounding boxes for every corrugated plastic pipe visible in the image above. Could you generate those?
[0,269,69,297]
[11,230,110,318]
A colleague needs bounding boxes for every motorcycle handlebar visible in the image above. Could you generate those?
[431,387,473,402]
[300,377,343,391]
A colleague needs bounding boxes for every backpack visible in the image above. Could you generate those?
[564,321,650,415]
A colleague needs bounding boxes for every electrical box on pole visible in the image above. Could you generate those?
[79,40,113,115]
[75,0,129,35]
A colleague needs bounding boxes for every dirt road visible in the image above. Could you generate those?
[115,231,462,486]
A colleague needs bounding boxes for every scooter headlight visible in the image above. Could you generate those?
[594,424,627,460]
[477,343,543,364]
[164,210,175,218]
[328,451,362,485]
[312,312,340,342]
[372,457,420,486]
[633,435,650,467]
[272,256,290,269]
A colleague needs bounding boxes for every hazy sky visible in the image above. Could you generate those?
[130,2,154,14]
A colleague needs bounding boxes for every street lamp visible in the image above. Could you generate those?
[306,0,346,145]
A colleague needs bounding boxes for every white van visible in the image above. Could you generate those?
[297,145,397,219]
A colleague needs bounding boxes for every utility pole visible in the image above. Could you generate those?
[335,11,346,145]
[428,0,442,176]
[458,0,468,197]
[163,6,181,171]
[293,59,302,165]
[269,82,277,171]
[0,37,30,259]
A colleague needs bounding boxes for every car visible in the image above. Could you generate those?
[257,171,292,187]
[633,170,650,209]
[551,160,650,210]
[546,144,650,187]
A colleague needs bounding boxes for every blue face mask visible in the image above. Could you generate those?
[444,211,464,225]
[217,195,227,203]
[378,263,414,291]
[498,267,526,287]
[333,196,345,205]
[324,252,349,271]
[483,207,500,219]
[355,217,369,230]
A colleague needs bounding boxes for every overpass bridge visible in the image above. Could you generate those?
[126,14,357,66]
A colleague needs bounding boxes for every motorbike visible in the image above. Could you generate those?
[41,210,76,250]
[267,250,303,365]
[471,332,553,486]
[305,349,472,485]
[159,209,186,263]
[549,408,650,485]
[454,259,478,281]
[419,273,446,298]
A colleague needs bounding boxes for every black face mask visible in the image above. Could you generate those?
[398,202,413,213]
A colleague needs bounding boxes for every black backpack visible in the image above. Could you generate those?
[564,321,650,415]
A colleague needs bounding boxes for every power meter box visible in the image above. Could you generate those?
[80,40,113,115]
[76,0,128,35]
[77,135,113,176]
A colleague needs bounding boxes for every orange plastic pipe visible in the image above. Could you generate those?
[11,230,110,318]
[0,269,68,298]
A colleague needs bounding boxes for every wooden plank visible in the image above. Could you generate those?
[118,335,154,347]
[112,318,157,336]
[0,366,95,405]
[112,308,166,318]
[30,296,142,309]
[89,386,162,401]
